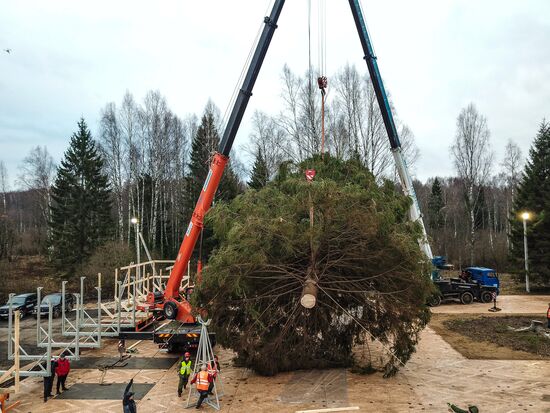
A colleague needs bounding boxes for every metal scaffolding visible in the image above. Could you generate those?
[0,259,187,385]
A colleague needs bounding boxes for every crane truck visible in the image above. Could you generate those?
[122,0,487,350]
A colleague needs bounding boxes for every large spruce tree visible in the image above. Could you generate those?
[50,119,113,273]
[196,156,432,377]
[510,121,550,282]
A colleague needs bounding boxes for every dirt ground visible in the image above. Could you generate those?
[2,296,550,412]
[445,315,550,356]
[431,313,550,360]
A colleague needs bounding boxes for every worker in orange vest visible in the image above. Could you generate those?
[547,303,550,328]
[190,364,213,409]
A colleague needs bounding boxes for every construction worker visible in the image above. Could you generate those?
[118,339,126,361]
[190,364,213,409]
[547,303,550,328]
[55,353,70,394]
[123,378,137,413]
[0,393,10,412]
[178,351,193,397]
[43,357,57,402]
[207,355,220,395]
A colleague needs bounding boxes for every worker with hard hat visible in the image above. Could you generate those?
[190,364,213,409]
[178,351,193,397]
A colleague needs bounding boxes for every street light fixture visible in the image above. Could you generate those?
[521,212,531,293]
[130,217,140,280]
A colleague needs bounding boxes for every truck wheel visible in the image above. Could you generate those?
[164,302,178,320]
[460,292,474,305]
[428,295,442,307]
[481,291,493,303]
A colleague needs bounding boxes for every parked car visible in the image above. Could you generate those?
[33,293,75,318]
[0,293,38,319]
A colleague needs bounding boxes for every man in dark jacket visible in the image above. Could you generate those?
[207,355,220,395]
[55,353,70,394]
[43,357,57,402]
[123,378,137,413]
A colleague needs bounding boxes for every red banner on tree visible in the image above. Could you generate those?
[305,169,316,182]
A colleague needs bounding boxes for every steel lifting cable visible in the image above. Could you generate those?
[317,284,407,368]
[317,0,326,76]
[220,0,274,135]
[316,0,327,159]
[307,0,313,89]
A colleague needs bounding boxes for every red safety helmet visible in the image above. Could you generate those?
[184,352,191,357]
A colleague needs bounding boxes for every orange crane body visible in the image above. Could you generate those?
[143,0,286,324]
[145,153,228,322]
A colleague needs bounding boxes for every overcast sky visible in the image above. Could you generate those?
[1,0,549,188]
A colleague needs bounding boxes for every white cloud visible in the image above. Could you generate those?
[1,0,549,185]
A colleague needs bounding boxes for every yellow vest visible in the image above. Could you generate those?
[180,360,192,376]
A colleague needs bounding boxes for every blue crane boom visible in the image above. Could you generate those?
[347,0,433,260]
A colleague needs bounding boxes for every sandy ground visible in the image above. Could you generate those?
[2,296,550,412]
[431,295,550,314]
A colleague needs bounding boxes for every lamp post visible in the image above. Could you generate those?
[521,212,530,293]
[130,217,140,281]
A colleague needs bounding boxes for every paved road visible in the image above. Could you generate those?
[4,296,550,412]
[431,294,550,314]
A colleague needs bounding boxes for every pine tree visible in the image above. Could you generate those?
[184,108,242,260]
[50,118,113,273]
[428,178,444,229]
[510,121,550,282]
[186,112,218,208]
[248,149,269,189]
[185,110,241,213]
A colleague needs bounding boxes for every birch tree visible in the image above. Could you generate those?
[17,146,56,246]
[118,92,140,243]
[0,161,14,259]
[99,102,125,241]
[501,140,522,249]
[246,110,288,178]
[451,103,493,265]
[0,161,8,215]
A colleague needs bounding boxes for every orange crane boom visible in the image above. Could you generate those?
[144,0,286,323]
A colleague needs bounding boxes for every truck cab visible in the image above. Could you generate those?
[463,267,500,293]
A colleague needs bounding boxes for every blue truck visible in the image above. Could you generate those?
[429,259,500,306]
[461,267,500,293]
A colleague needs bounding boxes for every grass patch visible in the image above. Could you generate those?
[498,273,550,295]
[443,315,550,357]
